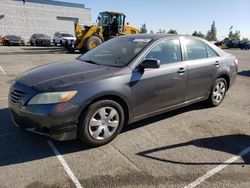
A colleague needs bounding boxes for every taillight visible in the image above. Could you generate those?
[234,59,239,67]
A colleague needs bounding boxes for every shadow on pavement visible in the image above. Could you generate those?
[0,46,66,55]
[1,101,248,167]
[238,70,250,77]
[136,134,250,165]
[0,108,88,167]
[22,47,63,51]
[123,101,208,133]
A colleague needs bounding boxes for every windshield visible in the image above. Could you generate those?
[36,34,47,38]
[79,37,151,67]
[61,33,74,37]
[6,35,21,40]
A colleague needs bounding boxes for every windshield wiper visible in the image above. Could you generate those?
[81,59,101,65]
[80,59,121,67]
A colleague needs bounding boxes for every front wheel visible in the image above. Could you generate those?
[86,36,103,51]
[207,78,227,107]
[78,100,125,147]
[53,40,57,46]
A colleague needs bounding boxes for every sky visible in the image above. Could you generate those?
[61,0,250,39]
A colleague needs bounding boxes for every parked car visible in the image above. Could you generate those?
[240,41,250,50]
[52,32,76,46]
[226,40,241,48]
[9,34,238,147]
[2,35,25,46]
[30,34,51,46]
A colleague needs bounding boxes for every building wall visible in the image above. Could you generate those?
[0,0,91,42]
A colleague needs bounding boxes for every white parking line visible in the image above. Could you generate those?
[0,97,8,100]
[185,146,250,188]
[0,66,6,74]
[47,140,83,188]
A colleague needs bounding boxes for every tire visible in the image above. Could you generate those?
[207,78,227,107]
[30,41,33,46]
[53,40,57,46]
[79,48,86,53]
[86,36,103,51]
[78,100,125,147]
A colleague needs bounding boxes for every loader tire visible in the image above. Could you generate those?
[86,36,103,51]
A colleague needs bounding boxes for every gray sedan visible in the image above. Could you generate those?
[9,34,238,147]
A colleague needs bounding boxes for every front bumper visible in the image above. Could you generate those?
[37,40,51,45]
[9,102,81,141]
[8,82,82,141]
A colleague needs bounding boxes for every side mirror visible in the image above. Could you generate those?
[140,58,160,69]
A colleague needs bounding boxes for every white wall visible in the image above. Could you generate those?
[0,0,91,42]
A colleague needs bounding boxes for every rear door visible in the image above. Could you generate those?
[181,38,220,101]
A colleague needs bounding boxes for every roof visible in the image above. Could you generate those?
[100,11,125,15]
[120,34,186,40]
[120,34,214,44]
[25,0,86,9]
[122,34,212,40]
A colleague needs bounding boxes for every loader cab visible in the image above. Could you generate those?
[98,11,126,40]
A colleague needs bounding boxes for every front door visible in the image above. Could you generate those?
[131,38,187,118]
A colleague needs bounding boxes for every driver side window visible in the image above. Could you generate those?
[145,39,182,65]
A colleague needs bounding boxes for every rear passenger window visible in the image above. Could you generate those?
[206,45,219,58]
[145,39,182,65]
[184,39,207,60]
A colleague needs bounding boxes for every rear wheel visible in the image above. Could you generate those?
[207,78,227,107]
[86,36,103,51]
[78,100,124,147]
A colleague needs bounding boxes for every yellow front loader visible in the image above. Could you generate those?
[66,11,139,52]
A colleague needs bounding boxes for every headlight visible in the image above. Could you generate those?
[28,91,77,105]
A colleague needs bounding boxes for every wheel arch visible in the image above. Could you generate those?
[217,74,230,90]
[80,94,130,126]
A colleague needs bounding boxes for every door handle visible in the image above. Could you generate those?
[214,61,220,67]
[177,67,186,74]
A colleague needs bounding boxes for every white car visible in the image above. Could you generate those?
[52,32,76,46]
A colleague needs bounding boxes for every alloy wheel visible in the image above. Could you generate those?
[212,81,226,104]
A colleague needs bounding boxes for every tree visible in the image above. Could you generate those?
[140,23,147,33]
[229,30,241,40]
[192,31,198,36]
[229,30,233,39]
[206,30,212,41]
[210,21,217,41]
[242,38,249,42]
[206,21,217,41]
[167,29,177,34]
[157,29,166,34]
[192,31,205,38]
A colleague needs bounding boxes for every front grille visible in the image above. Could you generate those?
[9,89,26,104]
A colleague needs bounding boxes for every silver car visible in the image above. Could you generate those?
[52,32,76,46]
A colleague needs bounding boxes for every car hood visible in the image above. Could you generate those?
[62,37,76,40]
[17,60,119,91]
[7,38,21,41]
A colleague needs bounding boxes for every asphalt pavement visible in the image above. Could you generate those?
[0,46,249,188]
